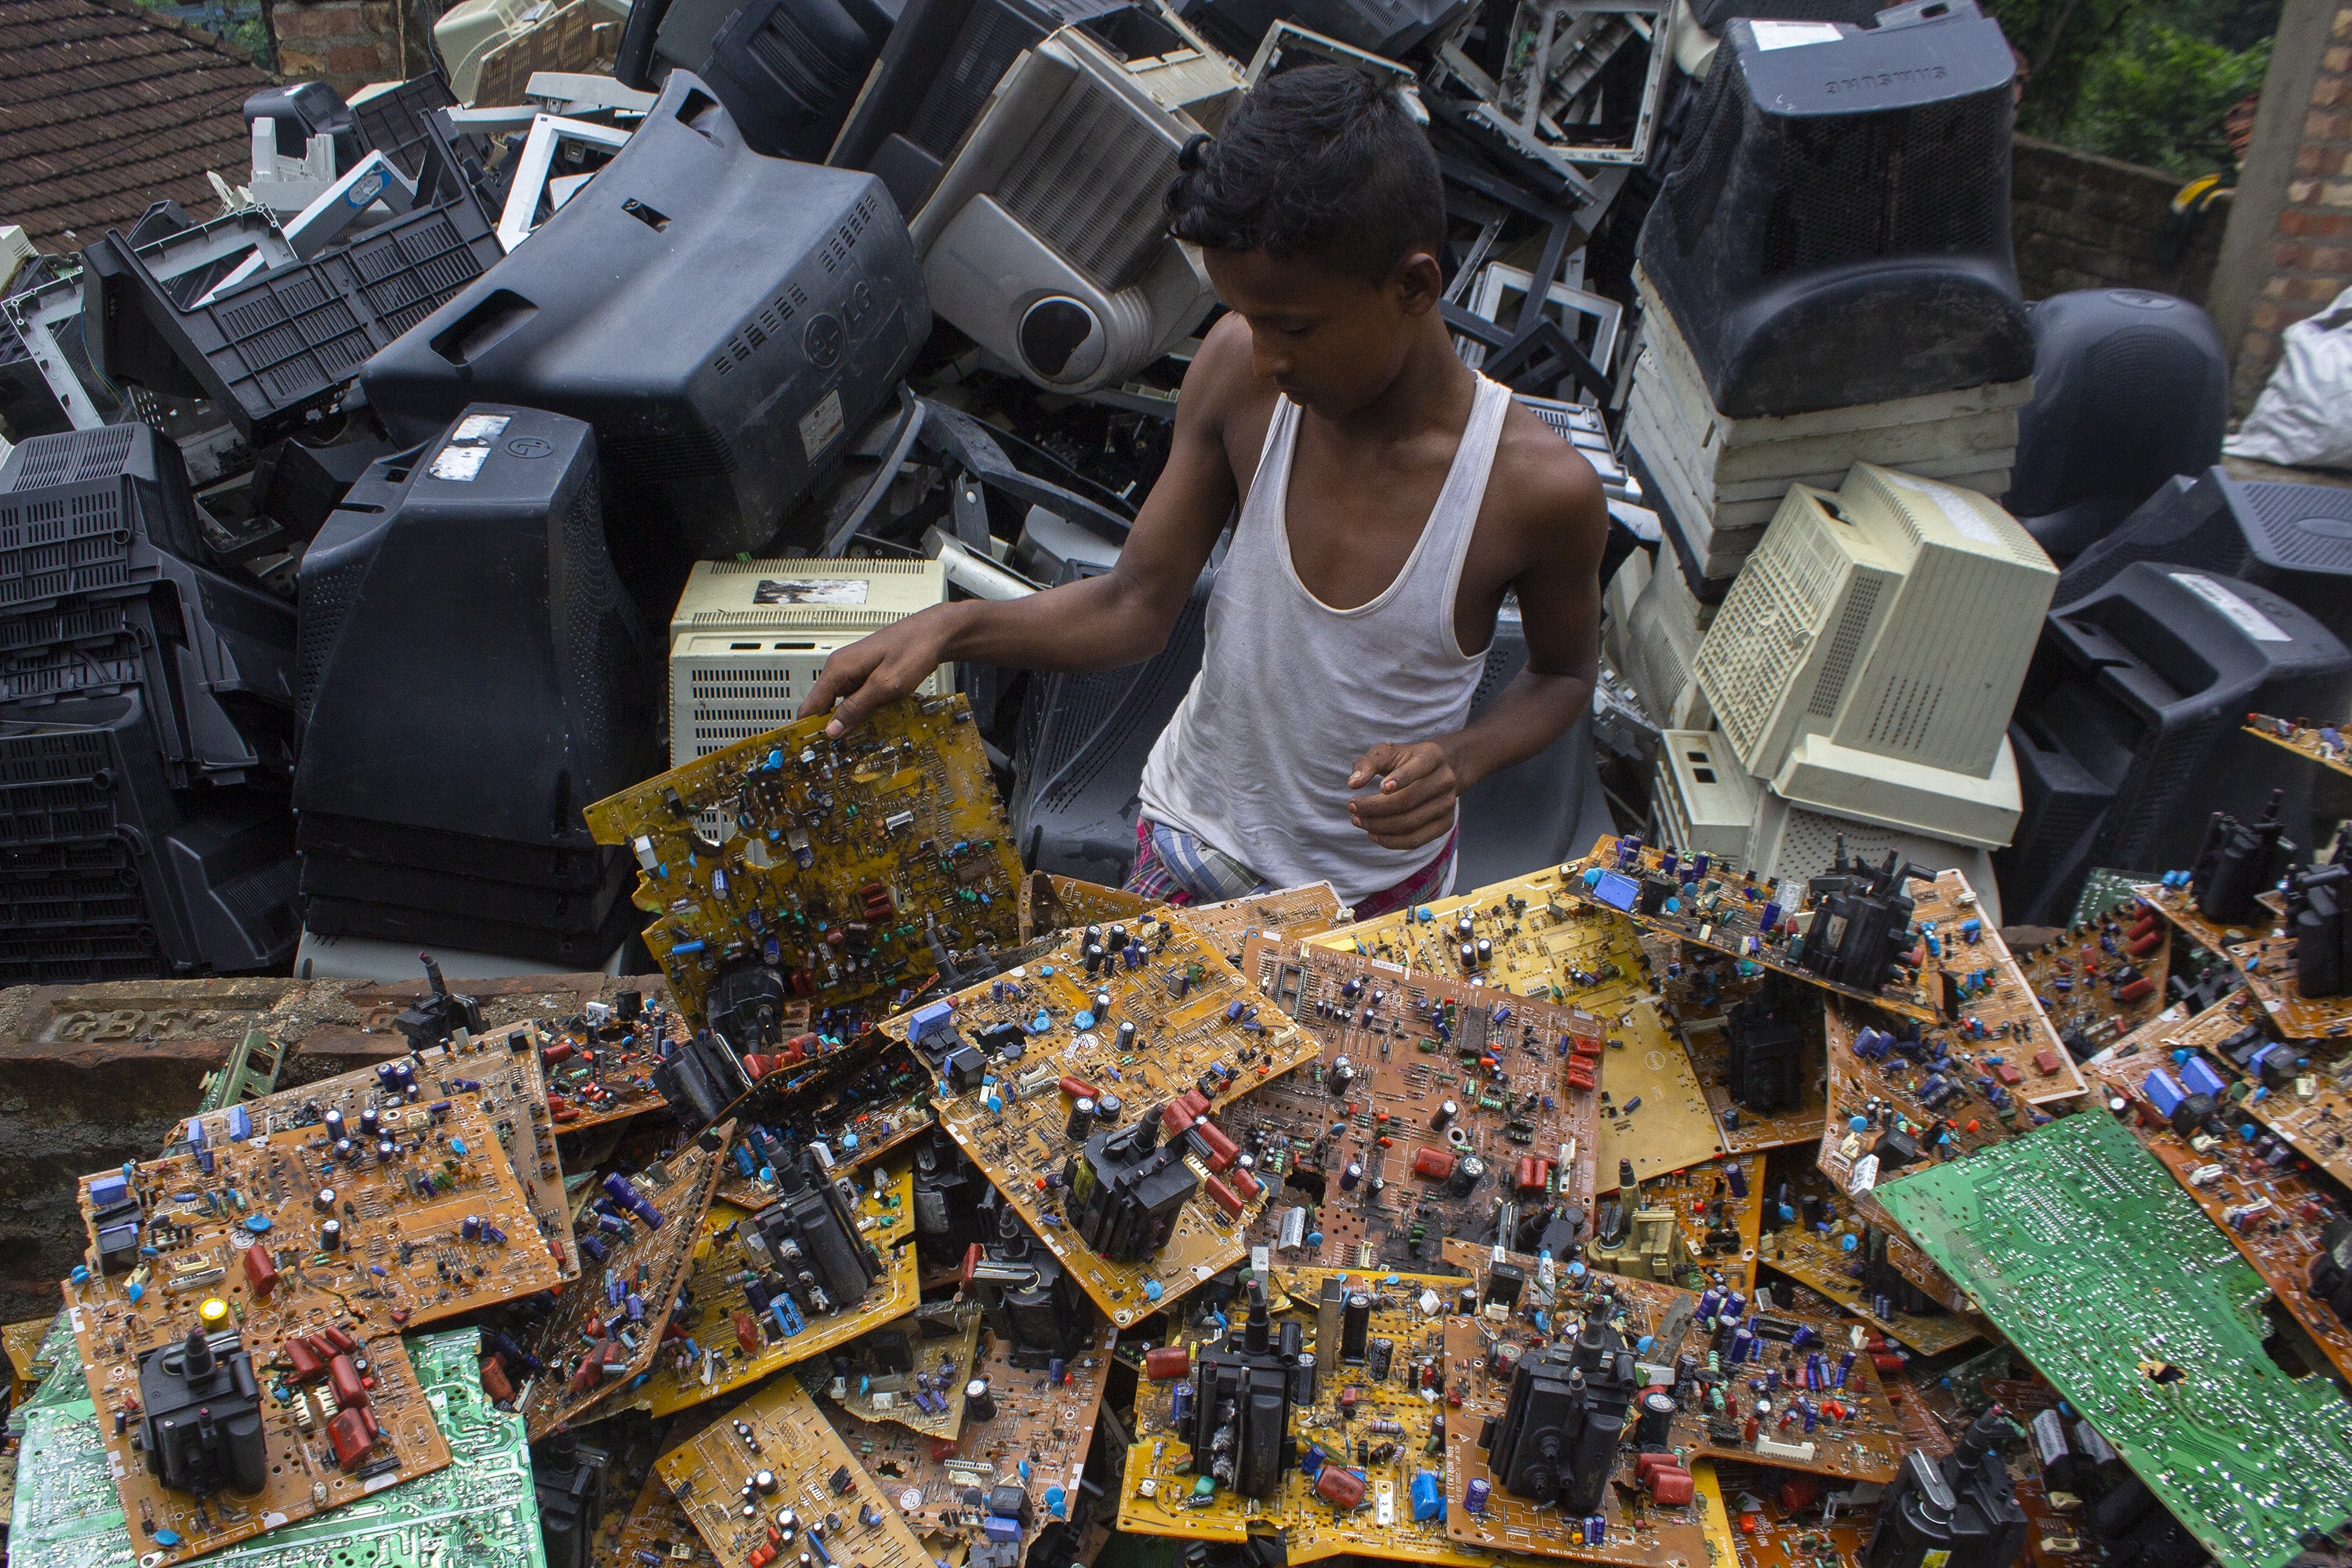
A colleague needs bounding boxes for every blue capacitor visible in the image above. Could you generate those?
[1411,1471,1443,1522]
[2141,1069,2188,1117]
[2180,1057,2228,1098]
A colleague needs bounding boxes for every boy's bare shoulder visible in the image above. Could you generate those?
[1186,314,1272,411]
[1487,397,1608,552]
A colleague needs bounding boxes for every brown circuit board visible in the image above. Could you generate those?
[1308,868,1719,1186]
[60,1279,451,1565]
[1817,1006,2064,1203]
[1565,837,1936,1023]
[2245,713,2352,781]
[824,1310,1116,1555]
[1226,935,1602,1273]
[520,1123,732,1439]
[543,1004,697,1134]
[2100,990,2352,1189]
[1120,1263,1575,1567]
[619,1156,919,1420]
[1647,1156,1766,1295]
[597,1461,714,1568]
[655,1371,938,1568]
[2221,924,2352,1041]
[1697,1461,1874,1568]
[2083,1046,2352,1383]
[827,1301,983,1439]
[82,1091,559,1330]
[2012,891,2172,1058]
[718,1040,938,1209]
[1180,882,1351,963]
[1018,873,1163,944]
[583,692,1025,1033]
[884,916,1307,1327]
[1439,1242,1905,1490]
[175,1019,577,1281]
[2131,880,2274,965]
[1664,956,1829,1156]
[1899,873,2089,1108]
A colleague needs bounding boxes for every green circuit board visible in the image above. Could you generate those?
[9,1329,543,1568]
[1874,1111,2352,1568]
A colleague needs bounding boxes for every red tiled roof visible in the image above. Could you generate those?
[1,0,274,254]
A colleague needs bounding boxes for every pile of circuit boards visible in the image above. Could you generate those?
[6,696,2347,1568]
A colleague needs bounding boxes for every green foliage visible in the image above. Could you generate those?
[1986,0,2276,174]
[2061,17,2272,172]
[132,0,275,70]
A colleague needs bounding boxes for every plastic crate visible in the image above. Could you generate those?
[0,691,298,981]
[350,74,462,178]
[88,196,506,445]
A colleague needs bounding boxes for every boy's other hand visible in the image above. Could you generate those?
[796,614,953,738]
[1348,740,1462,851]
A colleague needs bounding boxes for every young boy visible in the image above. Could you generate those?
[799,64,1608,916]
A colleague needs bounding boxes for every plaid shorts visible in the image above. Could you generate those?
[1125,817,1457,920]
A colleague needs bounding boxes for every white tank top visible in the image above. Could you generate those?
[1138,373,1511,904]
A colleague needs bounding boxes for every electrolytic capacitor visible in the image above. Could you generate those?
[1117,1020,1137,1051]
[1084,944,1105,978]
[314,1187,338,1214]
[1065,1098,1096,1141]
[1340,1160,1363,1192]
[1634,1389,1677,1446]
[965,1378,995,1421]
[320,1218,343,1251]
[324,1109,346,1141]
[1432,1100,1457,1130]
[1095,1092,1124,1123]
[359,1107,379,1138]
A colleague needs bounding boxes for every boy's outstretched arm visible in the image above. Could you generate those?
[1348,435,1608,851]
[797,332,1247,736]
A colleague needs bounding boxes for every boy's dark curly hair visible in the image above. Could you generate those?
[1163,64,1445,285]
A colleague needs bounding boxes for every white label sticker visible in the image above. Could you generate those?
[753,577,869,605]
[799,388,845,461]
[428,443,490,482]
[451,413,511,444]
[1888,472,2002,546]
[2170,572,2290,641]
[1751,19,1843,48]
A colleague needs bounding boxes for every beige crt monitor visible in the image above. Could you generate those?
[667,560,948,768]
[1691,463,2055,845]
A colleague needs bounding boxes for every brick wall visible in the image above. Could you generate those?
[2010,135,2232,305]
[2228,3,2352,409]
[273,0,412,98]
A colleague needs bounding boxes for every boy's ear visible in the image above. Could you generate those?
[1390,249,1446,317]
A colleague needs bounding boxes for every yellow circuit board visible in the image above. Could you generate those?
[2081,1049,2352,1384]
[1647,1156,1765,1296]
[1757,1221,1982,1357]
[597,1461,715,1568]
[583,693,1024,1032]
[1439,1240,1904,1491]
[2245,713,2352,780]
[521,1124,732,1439]
[825,1311,1117,1555]
[542,1005,695,1133]
[617,1156,917,1420]
[656,1372,938,1568]
[1018,873,1165,944]
[1228,935,1603,1273]
[61,1283,450,1565]
[1564,838,1936,1023]
[82,1091,558,1329]
[1664,959,1829,1156]
[174,1018,576,1280]
[1121,1263,1552,1566]
[884,916,1310,1327]
[829,1302,983,1439]
[4,1312,62,1396]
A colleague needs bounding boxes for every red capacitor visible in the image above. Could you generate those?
[1314,1466,1367,1509]
[1570,1035,1604,1058]
[328,1407,376,1471]
[572,1341,612,1393]
[285,1334,325,1382]
[749,1547,779,1568]
[1204,1174,1244,1217]
[2116,975,2156,1002]
[1060,1076,1100,1100]
[2129,928,2163,957]
[2033,1050,2063,1076]
[542,1040,574,1065]
[1565,1063,1597,1091]
[1779,1476,1821,1513]
[1161,1101,1196,1137]
[742,1055,771,1082]
[1742,1417,1760,1443]
[1229,1166,1262,1202]
[329,1354,368,1412]
[1991,1062,2022,1087]
[1871,1352,1906,1374]
[1145,1347,1192,1380]
[480,1355,514,1403]
[1635,1451,1679,1482]
[1648,1468,1695,1506]
[2128,913,2162,940]
[321,1325,357,1353]
[785,1034,818,1063]
[1193,1120,1240,1171]
[1413,1147,1456,1181]
[737,1310,761,1357]
[930,1437,960,1461]
[241,1243,279,1300]
[1514,1156,1553,1195]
